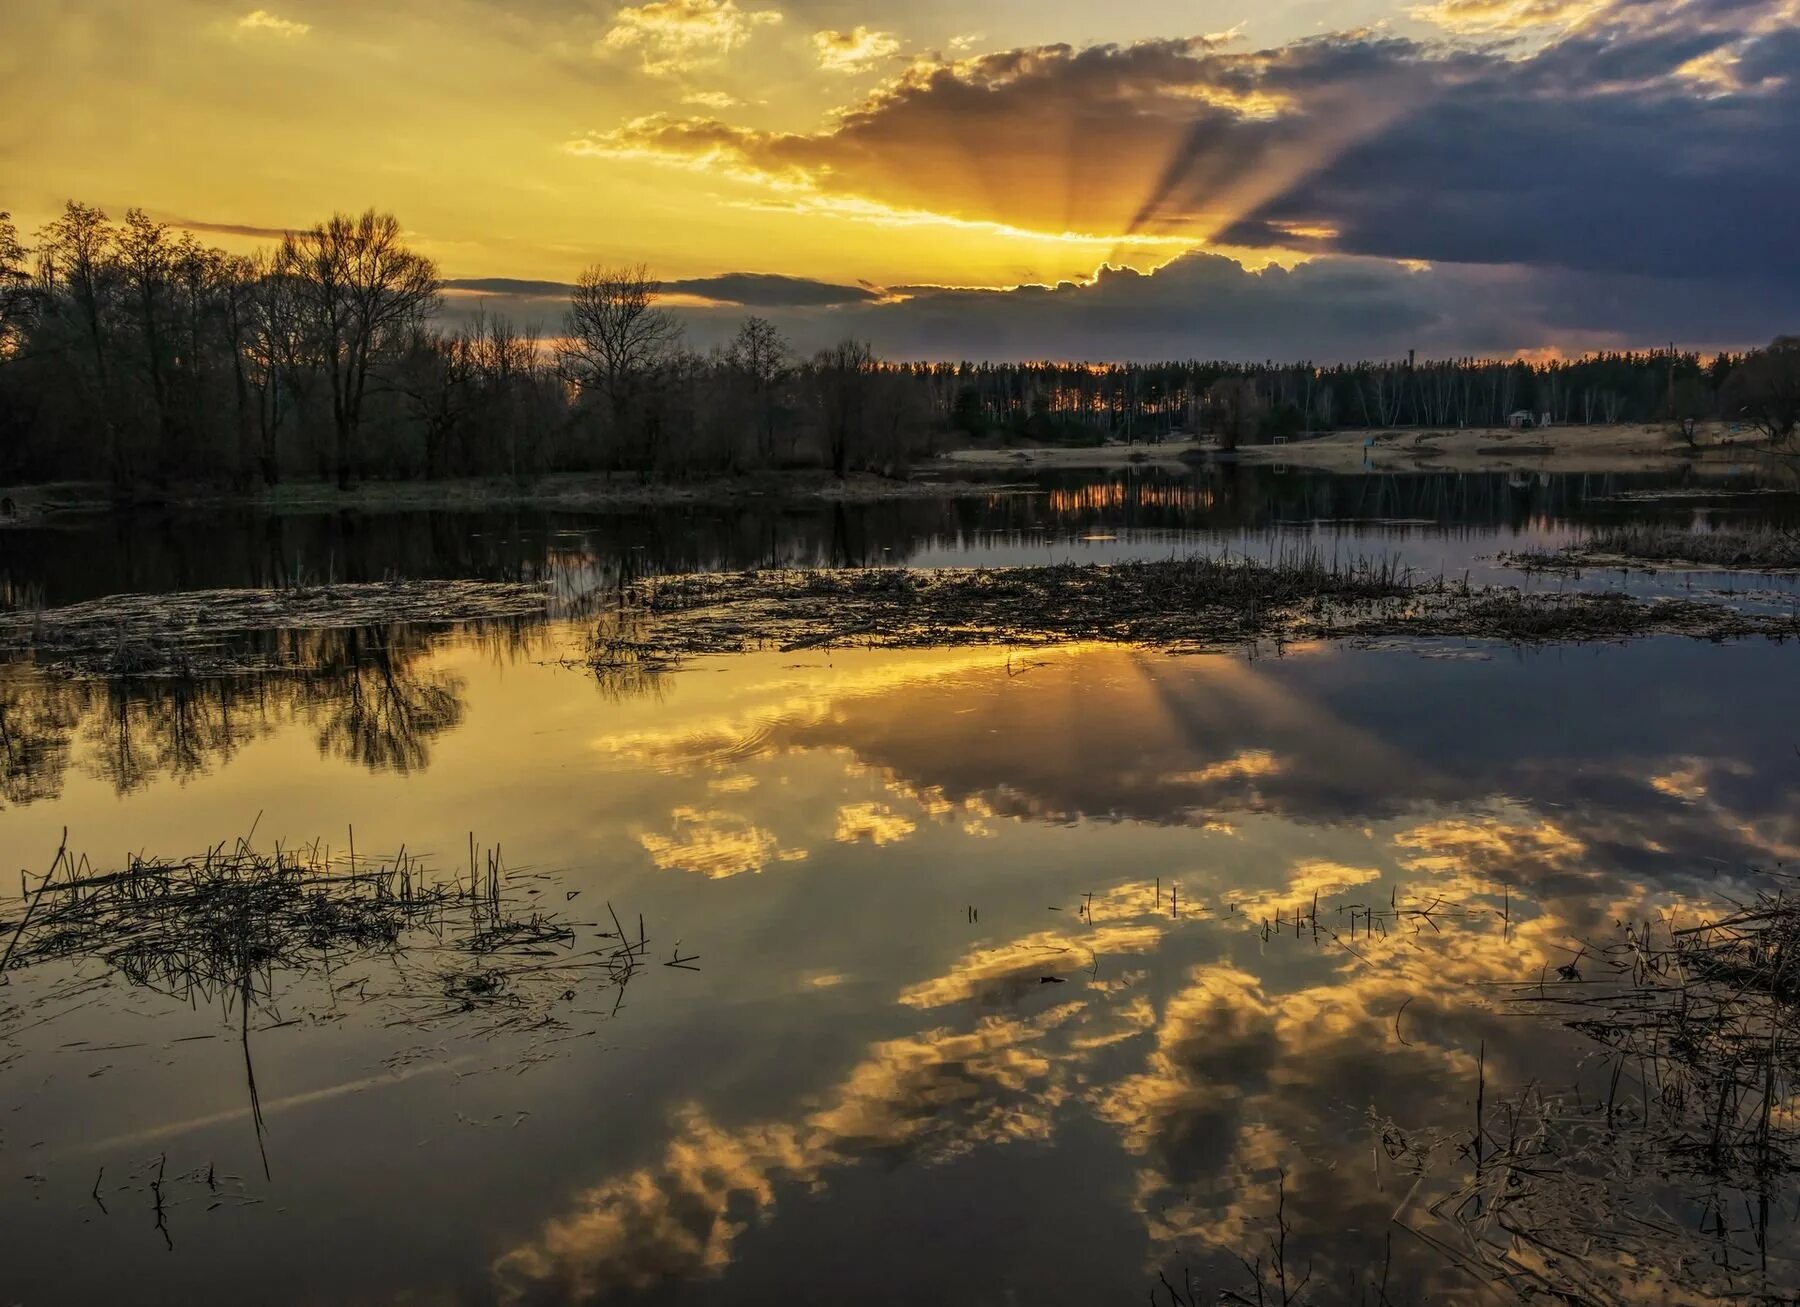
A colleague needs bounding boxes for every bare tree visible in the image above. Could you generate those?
[35,202,122,479]
[0,212,37,362]
[811,338,875,478]
[278,210,439,488]
[1723,336,1800,445]
[399,320,477,479]
[726,315,792,467]
[560,263,680,466]
[470,315,542,478]
[241,251,308,486]
[116,209,177,453]
[1205,377,1266,450]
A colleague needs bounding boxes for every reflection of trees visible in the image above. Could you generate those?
[82,674,278,794]
[304,628,465,773]
[0,624,478,805]
[588,607,671,705]
[0,671,80,805]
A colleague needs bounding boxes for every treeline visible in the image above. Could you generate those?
[926,347,1799,448]
[0,204,928,488]
[1,202,1796,489]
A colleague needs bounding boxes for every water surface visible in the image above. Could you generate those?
[3,467,1799,1304]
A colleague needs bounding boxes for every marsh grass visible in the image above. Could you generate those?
[589,553,1800,670]
[1506,525,1800,573]
[0,831,657,1177]
[0,832,643,1023]
[0,578,554,676]
[1375,873,1800,1306]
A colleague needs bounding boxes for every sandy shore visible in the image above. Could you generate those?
[936,424,1777,476]
[1231,423,1745,474]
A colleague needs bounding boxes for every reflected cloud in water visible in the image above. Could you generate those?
[7,620,1800,1303]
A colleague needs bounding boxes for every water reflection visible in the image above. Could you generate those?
[3,633,1798,1304]
[9,463,1800,610]
[0,623,528,806]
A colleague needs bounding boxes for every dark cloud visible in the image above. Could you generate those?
[582,0,1800,302]
[683,250,1797,360]
[443,272,880,312]
[664,272,881,306]
[171,217,296,239]
[443,276,572,299]
[1242,13,1800,282]
[443,247,1793,362]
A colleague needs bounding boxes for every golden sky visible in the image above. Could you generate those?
[4,0,1436,289]
[7,0,1793,357]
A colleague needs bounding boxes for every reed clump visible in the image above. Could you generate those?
[1382,874,1800,1306]
[1507,525,1800,573]
[0,579,554,676]
[0,834,634,1023]
[589,554,1800,670]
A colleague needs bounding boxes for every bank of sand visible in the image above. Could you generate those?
[938,424,1778,475]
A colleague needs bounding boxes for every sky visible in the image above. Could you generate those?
[3,0,1797,360]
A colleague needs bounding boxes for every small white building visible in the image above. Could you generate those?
[1508,410,1536,429]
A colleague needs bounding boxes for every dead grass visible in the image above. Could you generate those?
[1507,526,1800,573]
[1379,874,1800,1306]
[588,555,1800,670]
[0,831,664,1176]
[0,579,554,676]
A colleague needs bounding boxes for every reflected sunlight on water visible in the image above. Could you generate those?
[4,617,1799,1302]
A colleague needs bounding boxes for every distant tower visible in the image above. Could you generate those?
[1408,349,1416,369]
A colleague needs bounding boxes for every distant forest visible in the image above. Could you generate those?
[1,203,1797,489]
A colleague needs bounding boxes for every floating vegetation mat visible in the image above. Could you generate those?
[588,556,1800,670]
[0,579,554,676]
[1505,526,1800,573]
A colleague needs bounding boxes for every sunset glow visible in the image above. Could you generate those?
[9,0,1794,357]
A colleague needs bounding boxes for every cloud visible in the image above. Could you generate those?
[599,0,782,76]
[637,806,807,878]
[833,801,916,846]
[681,89,741,109]
[812,27,901,75]
[447,246,1789,367]
[440,272,880,316]
[672,253,1542,361]
[1408,0,1609,32]
[665,272,881,306]
[172,216,296,239]
[235,9,309,39]
[567,2,1800,293]
[443,277,575,300]
[572,36,1318,240]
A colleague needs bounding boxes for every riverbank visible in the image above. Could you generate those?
[0,468,1039,524]
[1234,422,1761,473]
[936,439,1205,470]
[934,423,1777,476]
[1505,525,1800,573]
